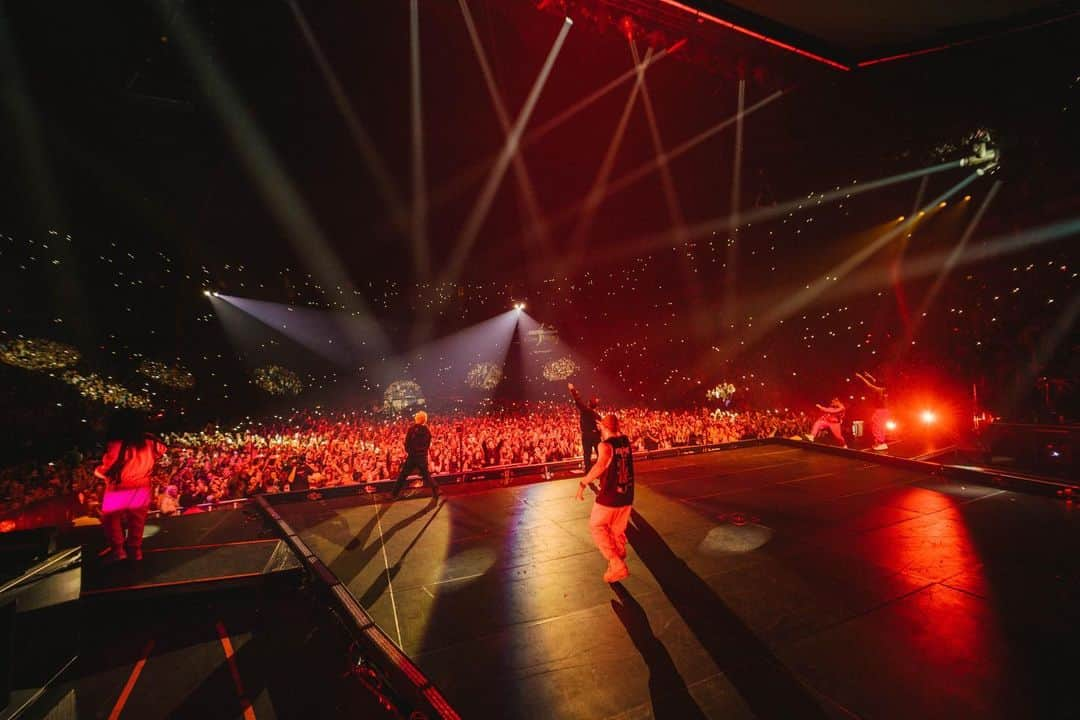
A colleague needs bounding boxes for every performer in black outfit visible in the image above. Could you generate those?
[392,411,439,499]
[567,382,601,471]
[289,454,312,492]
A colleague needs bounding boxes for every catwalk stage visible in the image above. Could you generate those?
[274,444,1080,720]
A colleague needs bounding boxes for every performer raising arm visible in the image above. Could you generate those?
[567,382,602,472]
[856,371,890,451]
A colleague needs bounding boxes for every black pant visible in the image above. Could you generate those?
[582,435,600,471]
[393,454,437,496]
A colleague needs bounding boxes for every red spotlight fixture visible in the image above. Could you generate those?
[885,419,898,432]
[920,409,938,425]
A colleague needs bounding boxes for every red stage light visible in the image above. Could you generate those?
[920,409,938,425]
[885,420,898,431]
[654,0,849,70]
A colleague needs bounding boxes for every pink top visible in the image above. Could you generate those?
[95,437,167,489]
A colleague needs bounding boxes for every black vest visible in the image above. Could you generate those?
[597,435,634,507]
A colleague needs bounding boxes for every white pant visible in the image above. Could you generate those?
[589,503,632,562]
[811,418,845,445]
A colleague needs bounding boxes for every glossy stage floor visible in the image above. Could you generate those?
[276,444,1080,720]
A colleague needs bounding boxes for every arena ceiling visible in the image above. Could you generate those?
[595,0,1080,69]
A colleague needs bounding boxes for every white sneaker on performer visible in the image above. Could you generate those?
[603,559,629,583]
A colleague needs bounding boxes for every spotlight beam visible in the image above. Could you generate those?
[528,38,685,146]
[698,172,981,375]
[524,89,785,250]
[832,214,1080,300]
[890,175,931,328]
[409,0,430,280]
[515,311,625,403]
[909,175,929,217]
[889,175,932,327]
[0,4,91,338]
[458,0,550,262]
[441,17,572,286]
[597,89,783,218]
[216,294,387,366]
[725,78,746,324]
[158,1,385,350]
[630,39,687,244]
[904,181,1001,347]
[582,158,967,273]
[629,37,701,307]
[682,159,965,248]
[562,46,649,272]
[754,173,981,333]
[286,0,408,232]
[424,38,686,215]
[378,311,519,399]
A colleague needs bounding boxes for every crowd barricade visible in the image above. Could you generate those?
[10,437,784,522]
[256,437,772,506]
[148,496,250,519]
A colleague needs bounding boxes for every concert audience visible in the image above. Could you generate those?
[0,405,809,522]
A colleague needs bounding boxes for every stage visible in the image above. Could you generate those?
[274,443,1080,719]
[8,507,386,720]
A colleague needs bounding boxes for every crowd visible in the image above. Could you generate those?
[0,404,809,526]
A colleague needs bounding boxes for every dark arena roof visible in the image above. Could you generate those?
[647,0,1080,66]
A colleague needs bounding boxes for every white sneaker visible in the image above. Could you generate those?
[603,559,629,583]
[873,443,888,451]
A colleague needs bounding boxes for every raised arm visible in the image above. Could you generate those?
[855,372,884,393]
[567,383,590,413]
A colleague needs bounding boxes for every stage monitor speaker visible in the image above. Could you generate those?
[978,423,1078,479]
